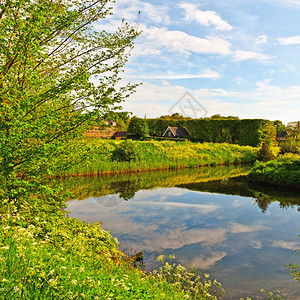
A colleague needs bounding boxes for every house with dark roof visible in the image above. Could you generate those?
[113,131,128,139]
[276,130,293,141]
[162,126,189,138]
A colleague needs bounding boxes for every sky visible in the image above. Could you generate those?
[97,0,300,124]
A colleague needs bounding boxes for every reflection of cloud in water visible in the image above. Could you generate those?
[249,240,262,249]
[133,201,219,213]
[133,188,190,201]
[272,240,300,250]
[119,227,228,252]
[182,251,227,270]
[229,222,270,234]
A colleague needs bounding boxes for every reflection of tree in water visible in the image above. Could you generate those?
[253,193,300,213]
[253,194,272,213]
[111,180,141,201]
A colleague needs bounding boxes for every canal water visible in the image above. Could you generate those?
[66,165,300,299]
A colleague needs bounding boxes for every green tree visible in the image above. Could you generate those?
[287,121,300,139]
[0,0,139,204]
[273,120,286,135]
[127,116,149,138]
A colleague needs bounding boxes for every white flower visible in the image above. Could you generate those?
[13,286,19,293]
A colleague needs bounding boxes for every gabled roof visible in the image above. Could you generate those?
[277,131,288,138]
[164,126,189,137]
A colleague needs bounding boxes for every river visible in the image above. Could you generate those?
[66,165,300,299]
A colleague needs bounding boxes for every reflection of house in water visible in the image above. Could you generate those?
[162,126,189,138]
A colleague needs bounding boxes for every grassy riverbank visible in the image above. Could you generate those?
[248,155,300,188]
[0,201,223,299]
[61,139,257,176]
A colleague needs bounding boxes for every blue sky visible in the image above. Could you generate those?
[97,0,300,124]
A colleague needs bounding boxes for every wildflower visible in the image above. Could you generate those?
[49,269,55,275]
[157,255,164,263]
[48,279,57,287]
[13,286,20,293]
[79,267,84,272]
[2,278,7,282]
[61,266,67,270]
[71,279,77,285]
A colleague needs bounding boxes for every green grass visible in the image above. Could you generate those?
[0,207,223,299]
[60,139,257,176]
[248,154,300,187]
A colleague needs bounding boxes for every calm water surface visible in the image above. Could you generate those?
[66,166,300,299]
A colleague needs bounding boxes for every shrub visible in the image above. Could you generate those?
[257,143,277,162]
[280,138,300,155]
[111,140,140,162]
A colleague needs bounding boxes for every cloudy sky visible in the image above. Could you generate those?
[97,0,300,124]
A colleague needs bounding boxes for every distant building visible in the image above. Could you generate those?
[162,126,189,138]
[276,130,292,141]
[84,120,117,138]
[113,131,128,139]
[104,120,117,127]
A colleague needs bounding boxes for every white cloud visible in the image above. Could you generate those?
[234,50,272,61]
[278,35,300,45]
[180,3,232,31]
[256,35,268,44]
[143,26,232,56]
[111,0,170,25]
[141,69,221,80]
[256,79,282,94]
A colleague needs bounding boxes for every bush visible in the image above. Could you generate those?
[111,140,140,162]
[280,138,300,154]
[257,143,278,162]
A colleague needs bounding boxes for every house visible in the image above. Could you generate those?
[276,130,294,141]
[84,120,117,138]
[104,120,117,127]
[113,131,128,139]
[162,127,189,138]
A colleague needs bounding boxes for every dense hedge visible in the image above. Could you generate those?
[239,119,276,147]
[146,118,276,147]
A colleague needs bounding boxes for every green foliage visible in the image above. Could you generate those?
[273,120,286,135]
[146,117,276,146]
[0,0,139,202]
[153,255,224,299]
[0,212,190,299]
[111,140,140,162]
[128,117,149,138]
[280,137,300,154]
[287,121,300,139]
[239,119,277,147]
[257,143,278,162]
[64,139,258,176]
[248,156,300,187]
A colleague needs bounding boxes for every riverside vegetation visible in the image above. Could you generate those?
[248,154,300,188]
[61,138,258,176]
